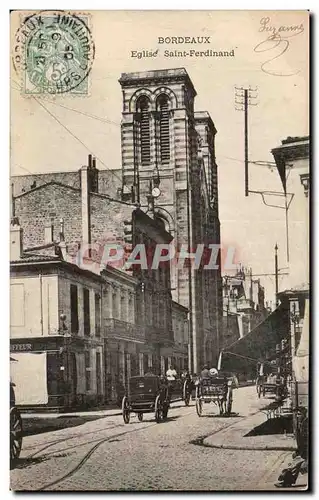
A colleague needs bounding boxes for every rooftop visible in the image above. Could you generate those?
[281,136,309,145]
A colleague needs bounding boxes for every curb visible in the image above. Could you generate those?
[201,403,297,452]
[201,441,297,451]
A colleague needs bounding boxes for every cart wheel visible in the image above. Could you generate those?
[183,381,191,406]
[195,387,203,417]
[10,408,23,461]
[155,395,163,423]
[137,412,143,422]
[122,396,130,424]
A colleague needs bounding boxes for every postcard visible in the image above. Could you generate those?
[10,10,309,491]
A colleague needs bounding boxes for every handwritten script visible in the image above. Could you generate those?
[254,17,304,76]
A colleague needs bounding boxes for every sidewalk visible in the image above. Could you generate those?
[202,405,309,490]
[203,409,297,451]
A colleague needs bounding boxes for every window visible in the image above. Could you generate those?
[137,97,151,165]
[158,96,170,163]
[143,354,149,374]
[96,352,102,394]
[85,350,91,391]
[95,293,101,337]
[70,284,79,333]
[83,288,90,336]
[10,283,25,327]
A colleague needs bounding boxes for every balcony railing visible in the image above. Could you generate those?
[104,319,174,345]
[104,318,145,343]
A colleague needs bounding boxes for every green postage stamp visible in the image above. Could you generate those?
[13,10,95,95]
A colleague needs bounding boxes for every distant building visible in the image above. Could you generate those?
[221,267,267,348]
[216,136,309,388]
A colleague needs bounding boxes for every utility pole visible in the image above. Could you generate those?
[275,243,279,307]
[235,86,258,197]
[244,89,248,197]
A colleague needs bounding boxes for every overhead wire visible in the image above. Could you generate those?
[11,79,123,185]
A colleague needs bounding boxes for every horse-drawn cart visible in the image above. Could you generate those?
[122,375,170,424]
[195,376,233,417]
[167,377,192,406]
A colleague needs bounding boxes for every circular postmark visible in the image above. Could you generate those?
[13,10,95,94]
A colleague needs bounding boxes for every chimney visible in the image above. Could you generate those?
[80,164,91,252]
[90,156,99,193]
[88,154,93,169]
[10,219,23,261]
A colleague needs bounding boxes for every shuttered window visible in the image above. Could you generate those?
[70,284,79,334]
[83,288,90,336]
[158,96,170,163]
[137,97,151,166]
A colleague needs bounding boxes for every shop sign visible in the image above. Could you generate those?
[10,343,32,352]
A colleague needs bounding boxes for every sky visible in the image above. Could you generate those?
[10,10,309,304]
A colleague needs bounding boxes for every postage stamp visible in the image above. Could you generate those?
[12,10,95,95]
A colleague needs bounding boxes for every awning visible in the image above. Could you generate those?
[219,303,289,372]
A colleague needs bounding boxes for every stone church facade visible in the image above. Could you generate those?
[119,68,223,372]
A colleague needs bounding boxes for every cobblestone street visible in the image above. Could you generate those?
[10,386,304,492]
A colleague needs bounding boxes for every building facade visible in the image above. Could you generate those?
[119,68,223,372]
[272,136,310,412]
[11,67,223,375]
[221,267,268,349]
[10,225,105,410]
[11,155,188,408]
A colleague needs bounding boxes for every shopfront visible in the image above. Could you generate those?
[10,336,104,411]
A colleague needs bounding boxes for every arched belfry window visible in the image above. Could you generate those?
[137,97,151,166]
[157,95,170,164]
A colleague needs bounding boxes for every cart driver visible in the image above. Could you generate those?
[209,368,219,377]
[166,365,177,381]
[166,365,177,400]
[200,365,210,379]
